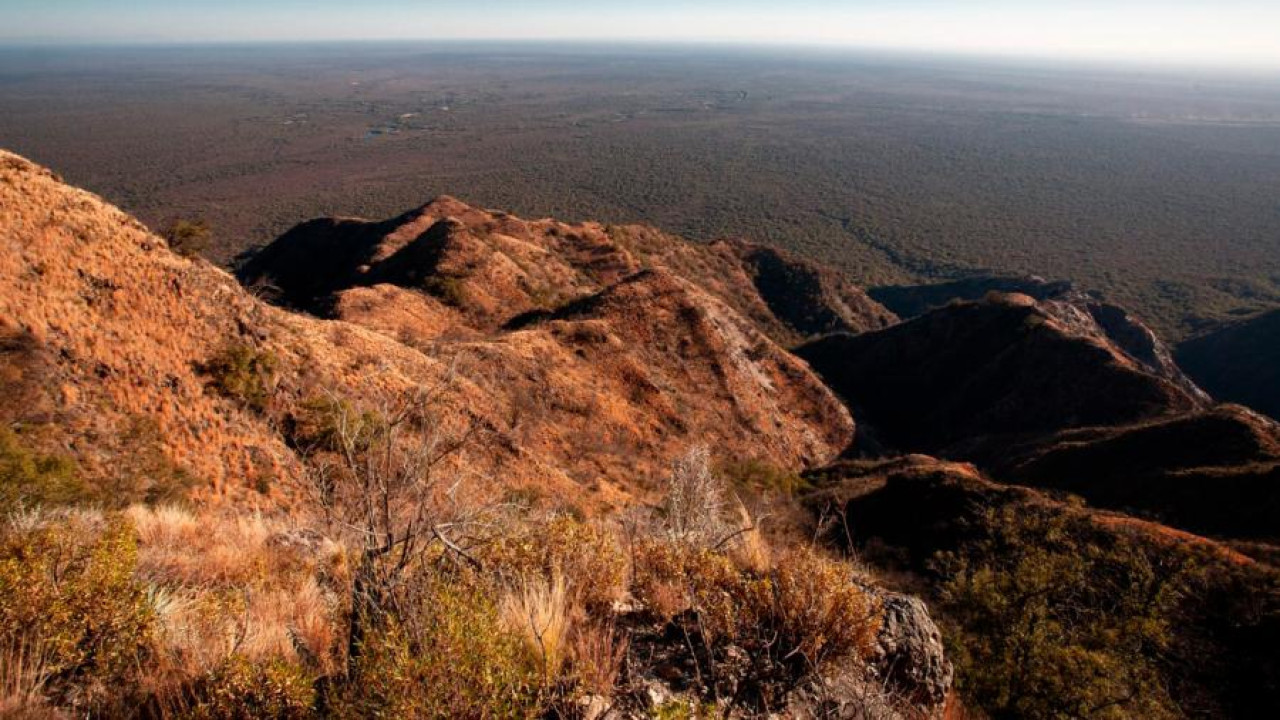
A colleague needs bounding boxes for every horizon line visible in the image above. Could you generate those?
[2,36,1279,77]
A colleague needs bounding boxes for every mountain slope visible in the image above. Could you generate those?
[796,292,1205,453]
[238,197,896,345]
[1177,308,1280,420]
[0,150,852,507]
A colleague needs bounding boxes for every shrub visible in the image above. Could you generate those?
[632,540,881,709]
[424,275,468,307]
[199,343,278,414]
[0,512,155,710]
[484,515,626,613]
[659,446,735,547]
[184,655,316,720]
[329,572,542,719]
[933,505,1195,720]
[163,219,212,258]
[718,458,810,496]
[0,427,83,511]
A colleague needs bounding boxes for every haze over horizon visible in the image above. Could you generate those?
[5,0,1280,70]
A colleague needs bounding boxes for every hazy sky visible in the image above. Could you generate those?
[5,1,1280,68]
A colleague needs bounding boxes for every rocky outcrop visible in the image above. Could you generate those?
[869,592,954,711]
[1177,307,1280,420]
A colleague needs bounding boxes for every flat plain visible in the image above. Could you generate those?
[3,42,1280,338]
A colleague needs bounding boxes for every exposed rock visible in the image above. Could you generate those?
[869,593,953,711]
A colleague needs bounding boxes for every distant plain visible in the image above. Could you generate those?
[3,42,1279,338]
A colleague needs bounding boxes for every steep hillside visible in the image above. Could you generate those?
[0,151,852,507]
[803,456,1280,719]
[796,292,1205,453]
[1177,308,1280,420]
[966,405,1280,540]
[239,198,896,345]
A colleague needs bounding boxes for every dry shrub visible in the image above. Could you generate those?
[485,514,626,613]
[500,572,572,685]
[660,446,733,547]
[632,538,881,709]
[752,547,882,671]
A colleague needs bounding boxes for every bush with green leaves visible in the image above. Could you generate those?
[0,426,83,512]
[328,571,542,719]
[0,512,155,710]
[933,505,1201,720]
[199,342,278,413]
[184,656,316,720]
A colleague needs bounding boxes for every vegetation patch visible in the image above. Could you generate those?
[198,342,278,414]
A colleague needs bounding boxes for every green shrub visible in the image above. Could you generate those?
[163,219,212,258]
[933,505,1197,720]
[184,656,316,720]
[423,275,468,307]
[329,572,542,719]
[718,458,810,496]
[199,343,278,413]
[0,426,83,511]
[0,513,155,709]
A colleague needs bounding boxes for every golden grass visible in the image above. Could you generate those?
[500,571,573,683]
[0,638,57,719]
[125,504,344,686]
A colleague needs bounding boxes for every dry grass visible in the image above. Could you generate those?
[500,571,573,684]
[124,504,344,697]
[0,639,57,719]
[570,619,629,697]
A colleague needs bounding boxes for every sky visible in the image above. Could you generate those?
[4,1,1280,69]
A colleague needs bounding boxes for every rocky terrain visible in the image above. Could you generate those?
[3,148,1279,718]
